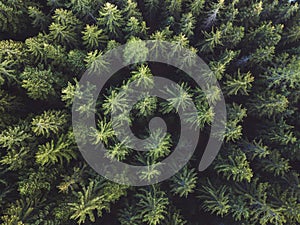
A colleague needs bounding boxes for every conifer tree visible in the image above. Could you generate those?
[0,1,300,225]
[97,2,124,38]
[136,186,169,225]
[82,24,107,50]
[20,65,57,100]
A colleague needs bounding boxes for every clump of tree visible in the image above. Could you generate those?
[0,0,299,225]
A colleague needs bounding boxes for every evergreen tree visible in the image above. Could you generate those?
[97,2,124,38]
[0,1,300,225]
[31,110,68,137]
[49,9,80,47]
[20,65,57,100]
[198,179,231,217]
[136,186,169,225]
[170,166,197,197]
[82,24,107,50]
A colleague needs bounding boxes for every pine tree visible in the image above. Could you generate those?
[31,110,68,137]
[144,0,160,18]
[170,166,197,197]
[166,0,182,19]
[35,132,77,166]
[84,50,109,74]
[180,13,196,38]
[262,150,291,177]
[247,90,289,118]
[189,0,205,16]
[20,65,57,100]
[133,95,157,117]
[89,118,115,145]
[198,179,231,217]
[82,24,107,50]
[118,202,141,225]
[49,8,81,47]
[0,57,16,86]
[224,70,254,96]
[136,186,169,225]
[69,179,127,224]
[97,3,124,38]
[130,64,154,89]
[160,83,193,114]
[215,147,253,182]
[203,0,225,28]
[123,37,149,65]
[122,0,143,21]
[124,16,148,38]
[28,6,49,30]
[263,55,300,90]
[0,0,30,34]
[143,129,172,160]
[68,179,108,224]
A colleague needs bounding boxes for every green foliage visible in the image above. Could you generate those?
[20,65,57,100]
[67,0,98,17]
[124,16,148,38]
[123,37,149,65]
[248,90,289,118]
[130,64,154,89]
[209,50,239,80]
[220,103,247,142]
[0,123,32,150]
[69,179,127,224]
[69,179,107,224]
[241,139,270,160]
[61,79,79,107]
[0,0,30,34]
[36,132,77,166]
[263,55,300,90]
[215,147,253,182]
[82,24,107,50]
[144,129,172,160]
[170,166,197,197]
[1,1,300,225]
[160,83,193,114]
[84,50,109,74]
[262,150,291,176]
[89,118,115,145]
[102,88,130,115]
[0,147,30,171]
[161,207,187,225]
[49,8,81,47]
[198,179,231,217]
[122,0,143,21]
[235,179,287,225]
[189,0,205,16]
[136,186,169,225]
[18,168,54,197]
[180,13,195,38]
[133,95,157,117]
[24,33,67,68]
[66,49,86,75]
[31,110,68,137]
[224,70,254,96]
[0,57,16,86]
[1,197,35,224]
[28,6,49,30]
[98,2,124,38]
[118,203,141,225]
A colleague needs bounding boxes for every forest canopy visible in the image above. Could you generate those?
[0,0,299,225]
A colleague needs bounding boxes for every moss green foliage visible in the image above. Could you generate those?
[0,0,300,225]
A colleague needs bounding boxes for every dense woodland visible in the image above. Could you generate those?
[0,0,300,224]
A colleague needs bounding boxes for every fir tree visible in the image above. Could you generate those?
[97,2,124,38]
